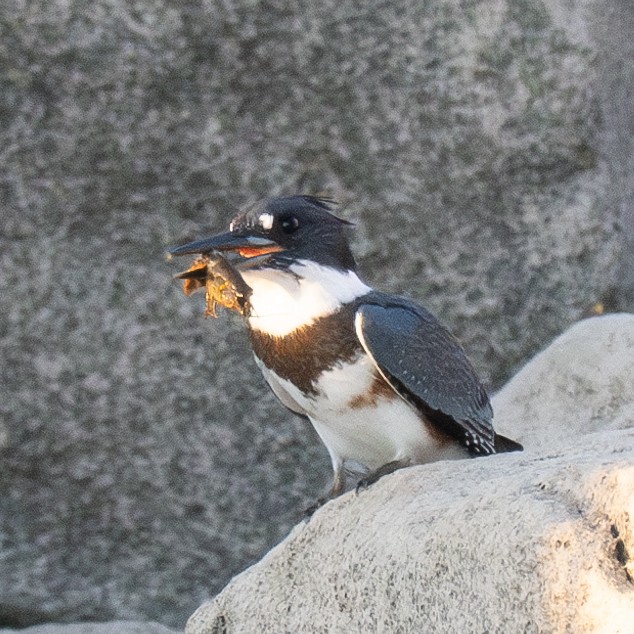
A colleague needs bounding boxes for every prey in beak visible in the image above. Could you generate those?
[173,254,253,318]
[170,228,285,318]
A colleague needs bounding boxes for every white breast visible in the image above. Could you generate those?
[240,260,371,337]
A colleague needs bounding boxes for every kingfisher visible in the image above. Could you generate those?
[170,195,522,504]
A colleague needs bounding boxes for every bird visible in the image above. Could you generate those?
[170,195,522,505]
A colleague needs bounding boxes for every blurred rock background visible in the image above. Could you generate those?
[0,0,632,628]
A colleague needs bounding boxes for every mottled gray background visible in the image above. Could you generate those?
[1,0,633,629]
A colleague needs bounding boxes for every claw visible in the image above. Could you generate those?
[355,459,411,494]
[303,497,329,518]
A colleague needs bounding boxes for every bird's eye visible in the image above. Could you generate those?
[280,215,300,234]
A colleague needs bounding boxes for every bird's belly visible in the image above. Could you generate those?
[258,354,463,471]
[310,397,452,472]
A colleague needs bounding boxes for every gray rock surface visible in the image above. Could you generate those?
[1,0,633,628]
[0,623,179,634]
[187,315,634,634]
[493,313,634,449]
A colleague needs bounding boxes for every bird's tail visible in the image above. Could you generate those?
[494,433,523,453]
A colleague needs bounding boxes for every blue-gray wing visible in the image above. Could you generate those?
[355,300,496,454]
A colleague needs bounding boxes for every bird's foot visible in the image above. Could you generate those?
[355,459,410,494]
[303,496,328,518]
[303,470,346,518]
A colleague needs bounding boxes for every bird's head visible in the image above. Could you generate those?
[169,195,357,272]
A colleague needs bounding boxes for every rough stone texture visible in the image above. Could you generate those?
[493,313,634,450]
[0,623,180,634]
[592,0,634,308]
[1,0,633,628]
[188,432,634,634]
[187,315,634,634]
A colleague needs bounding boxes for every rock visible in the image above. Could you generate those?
[1,0,634,628]
[493,313,634,450]
[0,623,179,634]
[187,430,634,633]
[186,316,634,633]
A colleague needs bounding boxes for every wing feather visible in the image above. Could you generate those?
[355,299,495,454]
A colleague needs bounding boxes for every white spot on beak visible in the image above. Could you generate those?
[259,213,274,230]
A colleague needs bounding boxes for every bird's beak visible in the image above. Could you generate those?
[169,230,285,261]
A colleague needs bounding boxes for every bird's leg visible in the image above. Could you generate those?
[304,461,347,517]
[356,458,411,493]
[330,462,346,498]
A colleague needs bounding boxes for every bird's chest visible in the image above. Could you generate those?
[248,303,362,398]
[246,296,398,423]
[255,350,379,416]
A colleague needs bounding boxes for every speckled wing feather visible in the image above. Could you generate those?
[355,297,496,454]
